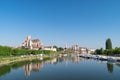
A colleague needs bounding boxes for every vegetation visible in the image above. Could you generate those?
[106,38,112,49]
[53,45,64,52]
[0,46,55,56]
[0,65,11,77]
[95,47,120,56]
[95,38,120,56]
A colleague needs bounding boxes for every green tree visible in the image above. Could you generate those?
[106,38,112,50]
[53,45,58,49]
[100,48,104,54]
[95,49,100,54]
[53,45,64,52]
[57,47,64,52]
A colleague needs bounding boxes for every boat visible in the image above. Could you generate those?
[99,55,108,61]
[107,57,116,62]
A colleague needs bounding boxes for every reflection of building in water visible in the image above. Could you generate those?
[23,63,43,76]
[44,58,57,64]
[72,56,82,63]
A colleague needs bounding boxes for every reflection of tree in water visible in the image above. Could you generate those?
[71,56,81,63]
[116,63,120,67]
[57,57,64,63]
[0,58,52,77]
[0,65,11,77]
[0,61,30,77]
[107,63,114,73]
[0,60,42,77]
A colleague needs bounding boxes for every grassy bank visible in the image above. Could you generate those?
[0,54,54,66]
[0,56,35,65]
[0,45,56,65]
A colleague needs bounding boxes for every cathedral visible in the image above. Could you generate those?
[22,36,43,50]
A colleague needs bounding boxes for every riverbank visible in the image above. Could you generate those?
[0,55,50,66]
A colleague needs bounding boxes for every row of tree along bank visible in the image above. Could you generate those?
[95,38,120,56]
[0,46,56,56]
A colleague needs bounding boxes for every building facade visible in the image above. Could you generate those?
[22,36,43,50]
[43,46,57,51]
[72,45,79,52]
[79,47,87,54]
[72,45,89,54]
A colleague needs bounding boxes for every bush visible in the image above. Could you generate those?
[0,46,56,56]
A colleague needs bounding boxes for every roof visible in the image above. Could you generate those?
[32,39,40,43]
[44,46,53,48]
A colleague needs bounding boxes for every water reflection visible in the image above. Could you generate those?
[0,55,120,80]
[107,63,114,73]
[23,63,43,76]
[44,58,57,64]
[0,65,11,77]
[0,56,83,77]
[22,58,58,76]
[71,56,82,63]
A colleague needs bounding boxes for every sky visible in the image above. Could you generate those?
[0,0,120,49]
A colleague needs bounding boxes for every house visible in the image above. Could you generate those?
[43,46,57,51]
[79,47,87,54]
[88,48,95,54]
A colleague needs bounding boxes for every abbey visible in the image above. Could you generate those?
[22,36,43,50]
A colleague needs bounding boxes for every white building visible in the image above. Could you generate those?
[79,47,87,54]
[88,48,95,54]
[43,46,57,51]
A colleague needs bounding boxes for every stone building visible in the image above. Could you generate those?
[72,45,79,52]
[22,36,43,50]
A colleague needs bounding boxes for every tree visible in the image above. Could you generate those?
[53,45,58,49]
[57,47,64,52]
[106,38,112,50]
[95,49,100,54]
[100,48,104,54]
[95,48,104,55]
[53,45,64,52]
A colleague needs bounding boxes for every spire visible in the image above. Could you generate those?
[27,35,31,40]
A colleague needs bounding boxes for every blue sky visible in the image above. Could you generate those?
[0,0,120,49]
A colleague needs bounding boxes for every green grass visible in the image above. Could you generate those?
[0,56,36,64]
[0,54,53,65]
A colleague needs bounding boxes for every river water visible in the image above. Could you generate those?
[0,55,120,80]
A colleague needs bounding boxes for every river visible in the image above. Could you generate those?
[0,54,120,80]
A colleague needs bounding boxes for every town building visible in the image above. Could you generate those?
[79,47,87,54]
[72,45,89,54]
[43,46,57,51]
[22,36,43,50]
[88,48,95,54]
[72,45,79,52]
